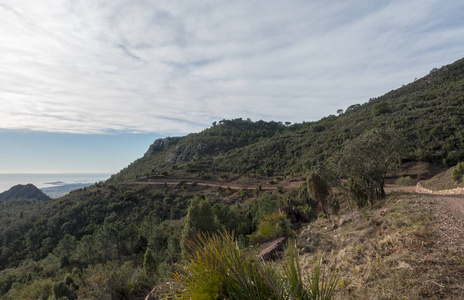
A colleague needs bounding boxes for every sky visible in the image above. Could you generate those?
[1,0,464,173]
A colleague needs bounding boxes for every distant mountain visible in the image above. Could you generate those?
[0,184,52,202]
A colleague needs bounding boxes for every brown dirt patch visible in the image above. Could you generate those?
[425,194,464,254]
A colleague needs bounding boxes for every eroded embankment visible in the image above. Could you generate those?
[416,181,464,195]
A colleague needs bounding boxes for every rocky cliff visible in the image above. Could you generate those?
[143,137,181,158]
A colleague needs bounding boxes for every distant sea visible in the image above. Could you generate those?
[0,173,112,198]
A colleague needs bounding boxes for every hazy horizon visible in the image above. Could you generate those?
[1,1,464,173]
[0,172,112,194]
[0,172,114,174]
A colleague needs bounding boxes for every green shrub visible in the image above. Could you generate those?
[181,197,218,254]
[249,210,293,244]
[199,171,211,179]
[452,162,464,183]
[9,278,53,300]
[307,172,330,216]
[143,248,157,278]
[347,178,368,208]
[331,197,340,213]
[395,176,415,186]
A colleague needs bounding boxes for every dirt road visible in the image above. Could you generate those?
[131,178,305,190]
[422,194,464,254]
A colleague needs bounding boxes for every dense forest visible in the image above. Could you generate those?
[1,57,464,299]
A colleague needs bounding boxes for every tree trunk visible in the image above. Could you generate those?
[319,200,331,222]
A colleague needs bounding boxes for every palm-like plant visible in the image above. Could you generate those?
[162,231,337,299]
[282,242,338,299]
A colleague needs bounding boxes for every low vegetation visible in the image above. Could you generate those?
[1,57,464,299]
[164,231,337,300]
[452,161,464,183]
[395,176,415,186]
[298,193,463,299]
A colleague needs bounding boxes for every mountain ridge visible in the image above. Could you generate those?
[111,57,464,181]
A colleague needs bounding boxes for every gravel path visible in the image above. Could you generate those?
[423,194,464,254]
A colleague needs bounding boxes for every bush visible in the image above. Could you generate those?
[307,172,330,215]
[249,210,293,244]
[331,197,340,213]
[182,197,218,254]
[395,176,415,186]
[8,278,54,300]
[372,101,391,116]
[452,162,464,183]
[199,171,211,179]
[163,231,338,299]
[347,178,368,208]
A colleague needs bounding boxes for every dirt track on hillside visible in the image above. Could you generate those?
[422,194,464,254]
[386,183,464,254]
[131,178,305,190]
[133,178,464,255]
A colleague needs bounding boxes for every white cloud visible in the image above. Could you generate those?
[0,0,463,134]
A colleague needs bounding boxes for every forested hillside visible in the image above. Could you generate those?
[0,179,308,298]
[112,58,464,180]
[211,58,464,174]
[109,118,295,182]
[1,57,463,299]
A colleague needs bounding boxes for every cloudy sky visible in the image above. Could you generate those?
[1,0,464,173]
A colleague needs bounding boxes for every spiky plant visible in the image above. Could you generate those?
[282,241,338,300]
[249,210,293,244]
[162,231,338,300]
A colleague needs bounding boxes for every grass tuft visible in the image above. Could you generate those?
[163,230,337,299]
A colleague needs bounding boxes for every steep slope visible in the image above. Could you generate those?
[110,57,464,180]
[109,118,292,182]
[214,57,464,175]
[0,184,51,202]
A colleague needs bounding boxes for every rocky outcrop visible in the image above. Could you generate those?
[0,184,51,202]
[144,137,181,157]
[144,137,217,163]
[258,237,287,261]
[167,142,215,163]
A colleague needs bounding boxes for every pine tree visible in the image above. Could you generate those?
[143,247,157,278]
[181,196,218,254]
[452,162,464,183]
